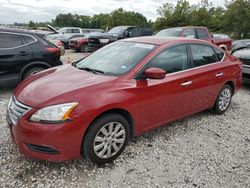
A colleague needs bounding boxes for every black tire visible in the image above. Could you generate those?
[23,67,45,80]
[213,84,233,114]
[83,113,130,165]
[81,44,89,53]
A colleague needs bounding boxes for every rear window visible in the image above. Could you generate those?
[196,28,209,40]
[156,28,183,37]
[0,33,23,49]
[191,44,217,67]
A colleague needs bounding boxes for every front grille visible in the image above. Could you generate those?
[239,58,250,66]
[7,96,31,125]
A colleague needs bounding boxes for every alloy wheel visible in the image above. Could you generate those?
[93,122,126,159]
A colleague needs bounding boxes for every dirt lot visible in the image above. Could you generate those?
[0,51,250,187]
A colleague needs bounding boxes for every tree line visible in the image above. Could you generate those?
[27,0,250,39]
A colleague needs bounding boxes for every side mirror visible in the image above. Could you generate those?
[143,67,166,79]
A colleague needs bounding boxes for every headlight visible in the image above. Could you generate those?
[30,102,78,124]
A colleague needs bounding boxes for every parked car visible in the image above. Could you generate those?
[232,40,250,81]
[156,26,232,52]
[46,25,85,49]
[88,26,153,51]
[0,28,62,86]
[69,32,102,52]
[7,37,242,165]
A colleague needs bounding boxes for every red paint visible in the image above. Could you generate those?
[10,37,242,161]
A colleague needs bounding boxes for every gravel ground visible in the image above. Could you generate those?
[0,79,250,187]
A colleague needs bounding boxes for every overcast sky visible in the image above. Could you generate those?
[0,0,225,24]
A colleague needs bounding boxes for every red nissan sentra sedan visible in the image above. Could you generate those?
[7,37,242,165]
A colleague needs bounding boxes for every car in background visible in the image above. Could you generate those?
[46,26,85,49]
[88,26,153,51]
[0,28,62,86]
[7,37,241,165]
[69,32,102,52]
[156,26,232,53]
[232,39,250,81]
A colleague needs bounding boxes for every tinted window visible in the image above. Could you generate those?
[0,33,23,49]
[214,48,224,61]
[191,44,217,67]
[65,29,72,33]
[72,29,80,33]
[183,29,196,38]
[22,35,36,43]
[196,28,209,39]
[147,45,188,73]
[128,28,141,37]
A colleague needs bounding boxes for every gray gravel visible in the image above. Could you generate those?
[1,82,250,187]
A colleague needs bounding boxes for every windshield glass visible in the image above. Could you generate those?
[75,42,156,76]
[108,26,127,34]
[156,28,183,37]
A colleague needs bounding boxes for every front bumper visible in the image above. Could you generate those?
[7,109,87,162]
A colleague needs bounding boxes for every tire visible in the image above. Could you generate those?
[83,113,130,165]
[81,44,89,53]
[213,84,233,114]
[23,67,45,80]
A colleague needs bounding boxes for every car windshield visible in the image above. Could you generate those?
[75,42,156,76]
[156,28,183,37]
[108,26,127,34]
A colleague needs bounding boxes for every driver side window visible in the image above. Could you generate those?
[147,45,188,74]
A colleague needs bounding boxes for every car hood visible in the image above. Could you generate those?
[233,48,250,59]
[14,65,118,108]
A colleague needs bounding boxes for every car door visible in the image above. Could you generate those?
[137,44,196,131]
[0,32,33,79]
[186,43,226,112]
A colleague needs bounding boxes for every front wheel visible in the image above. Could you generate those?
[83,113,130,165]
[214,84,233,114]
[81,44,89,53]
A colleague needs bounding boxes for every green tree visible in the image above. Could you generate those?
[223,0,250,38]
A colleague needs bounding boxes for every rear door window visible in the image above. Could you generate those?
[22,35,36,44]
[196,28,209,40]
[190,44,217,67]
[183,29,196,38]
[0,33,23,49]
[147,45,188,73]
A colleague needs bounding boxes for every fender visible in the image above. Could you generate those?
[20,61,51,79]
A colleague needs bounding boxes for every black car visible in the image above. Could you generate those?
[0,28,62,86]
[232,40,250,81]
[88,26,153,51]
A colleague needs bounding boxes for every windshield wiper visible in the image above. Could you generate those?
[78,67,104,74]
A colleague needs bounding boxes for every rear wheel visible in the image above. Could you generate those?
[83,113,130,165]
[214,84,233,114]
[23,67,45,80]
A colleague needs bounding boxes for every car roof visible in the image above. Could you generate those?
[161,26,207,30]
[121,36,211,46]
[0,27,36,35]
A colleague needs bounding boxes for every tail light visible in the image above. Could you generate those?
[46,47,60,57]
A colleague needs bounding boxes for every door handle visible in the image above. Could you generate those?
[216,72,224,77]
[181,81,192,86]
[20,51,29,56]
